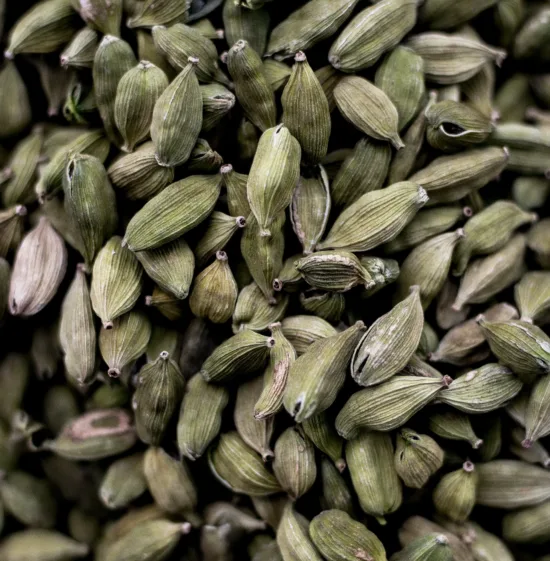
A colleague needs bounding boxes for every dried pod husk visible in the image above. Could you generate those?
[299,291,345,323]
[346,430,402,524]
[0,354,29,423]
[200,329,273,383]
[128,0,190,28]
[144,446,197,516]
[395,229,464,309]
[149,324,182,364]
[403,352,445,379]
[476,460,550,508]
[513,176,550,212]
[302,411,345,471]
[516,271,550,325]
[0,529,89,561]
[195,212,246,268]
[114,61,168,153]
[453,234,526,311]
[91,236,143,328]
[426,101,493,152]
[37,129,111,201]
[502,501,550,544]
[478,318,550,383]
[329,0,417,73]
[440,364,522,414]
[284,321,366,423]
[409,147,509,205]
[5,0,78,58]
[233,284,288,333]
[528,219,550,269]
[524,375,550,447]
[209,432,282,496]
[336,376,450,438]
[392,534,454,561]
[93,35,137,146]
[99,311,151,378]
[241,214,285,302]
[0,205,27,258]
[136,28,176,78]
[267,0,358,60]
[476,415,502,463]
[433,461,478,522]
[99,453,147,510]
[281,315,337,355]
[436,279,470,331]
[133,351,184,445]
[187,138,223,173]
[223,0,269,55]
[9,217,67,317]
[263,59,291,92]
[201,83,235,132]
[177,373,229,461]
[151,24,229,85]
[352,286,424,386]
[375,46,425,131]
[145,286,184,321]
[320,458,355,515]
[44,408,136,460]
[406,33,505,85]
[220,164,250,217]
[59,265,96,386]
[506,148,550,176]
[490,123,550,152]
[0,258,10,323]
[63,153,118,267]
[319,182,428,252]
[0,62,31,139]
[136,237,194,299]
[2,127,43,206]
[429,410,483,449]
[334,76,404,149]
[60,28,98,69]
[71,0,123,36]
[150,58,202,168]
[417,322,439,360]
[125,173,222,251]
[395,428,444,489]
[331,138,391,210]
[510,426,550,468]
[362,257,405,296]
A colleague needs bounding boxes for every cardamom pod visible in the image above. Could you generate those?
[429,410,483,449]
[99,453,147,510]
[523,375,550,447]
[301,411,345,471]
[276,505,322,561]
[60,28,98,69]
[233,284,288,333]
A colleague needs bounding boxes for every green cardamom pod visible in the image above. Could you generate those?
[128,0,190,28]
[223,0,270,55]
[462,63,496,119]
[0,205,27,258]
[71,0,123,36]
[429,410,483,449]
[514,6,550,60]
[513,176,550,211]
[264,59,291,91]
[302,411,345,471]
[523,375,550,447]
[0,529,88,561]
[233,284,288,333]
[316,65,342,112]
[0,62,31,139]
[145,286,184,321]
[99,453,147,510]
[516,271,550,324]
[276,505,322,561]
[320,459,355,515]
[147,324,182,364]
[60,28,98,69]
[281,315,337,355]
[200,83,235,132]
[392,534,453,561]
[433,461,478,522]
[419,0,498,29]
[299,291,345,323]
[503,500,550,544]
[528,219,550,269]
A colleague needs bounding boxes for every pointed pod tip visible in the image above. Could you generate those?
[335,458,346,472]
[295,51,307,62]
[522,438,533,449]
[107,368,121,378]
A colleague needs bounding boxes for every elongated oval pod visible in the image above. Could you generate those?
[433,461,478,522]
[99,453,147,510]
[283,321,366,423]
[0,529,89,561]
[276,505,322,561]
[302,411,345,471]
[515,271,550,324]
[233,285,288,334]
[320,459,355,515]
[195,212,246,268]
[201,83,236,132]
[223,0,270,55]
[502,500,550,544]
[281,315,337,355]
[392,533,454,561]
[429,410,483,449]
[524,375,550,447]
[0,205,27,258]
[60,28,98,69]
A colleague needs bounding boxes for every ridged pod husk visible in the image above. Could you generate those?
[150,57,202,168]
[220,164,250,217]
[37,129,111,201]
[71,0,123,36]
[195,212,246,268]
[143,447,197,516]
[334,76,404,149]
[346,430,402,524]
[462,62,496,119]
[273,427,316,499]
[395,229,464,309]
[336,376,451,438]
[145,286,184,321]
[329,0,417,73]
[331,138,391,210]
[528,219,550,269]
[320,182,428,252]
[406,33,506,85]
[320,459,355,515]
[453,201,536,276]
[296,251,374,293]
[127,0,190,27]
[439,364,523,414]
[200,83,235,132]
[241,214,285,302]
[149,325,182,364]
[395,428,444,489]
[227,40,276,133]
[310,509,387,561]
[524,375,550,447]
[281,315,337,355]
[453,234,526,311]
[409,147,509,205]
[264,59,291,91]
[266,0,359,60]
[177,374,229,461]
[209,432,282,496]
[276,505,322,561]
[515,271,550,323]
[375,46,425,131]
[510,426,550,468]
[125,173,222,251]
[476,460,550,509]
[99,453,147,510]
[352,285,424,386]
[59,265,96,386]
[0,529,89,561]
[429,410,483,449]
[200,329,274,383]
[247,124,301,237]
[418,322,440,360]
[99,311,151,378]
[233,284,288,333]
[114,61,168,153]
[435,279,470,331]
[9,217,67,317]
[60,28,98,69]
[502,501,550,544]
[44,408,136,461]
[392,534,453,561]
[235,376,274,462]
[315,65,341,112]
[478,318,550,383]
[63,153,118,267]
[299,291,345,323]
[254,323,296,419]
[0,205,27,258]
[282,52,330,163]
[433,461,478,522]
[223,1,270,55]
[90,236,143,328]
[283,321,366,423]
[133,351,185,445]
[0,62,31,140]
[302,411,345,471]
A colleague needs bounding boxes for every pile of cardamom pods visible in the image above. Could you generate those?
[1,0,550,559]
